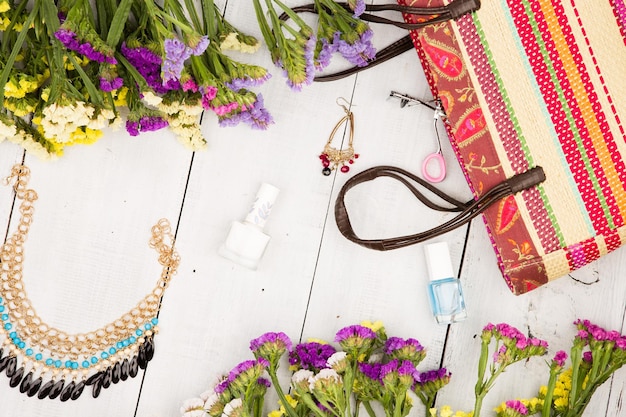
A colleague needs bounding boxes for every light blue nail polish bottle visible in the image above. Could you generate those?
[424,242,467,324]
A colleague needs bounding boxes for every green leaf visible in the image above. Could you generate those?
[0,1,40,107]
[66,54,104,107]
[106,0,134,47]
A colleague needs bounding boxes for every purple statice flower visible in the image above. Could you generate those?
[162,38,192,85]
[335,29,376,67]
[216,358,269,395]
[335,325,377,343]
[121,43,176,94]
[99,76,123,92]
[380,360,416,386]
[215,376,230,394]
[189,35,210,56]
[616,337,626,351]
[126,116,168,136]
[315,37,337,71]
[350,0,366,17]
[126,120,140,136]
[553,350,568,367]
[358,362,382,383]
[139,115,168,132]
[415,368,451,385]
[239,94,274,130]
[504,400,528,415]
[582,351,593,363]
[250,332,293,362]
[55,28,80,50]
[54,28,116,64]
[302,35,316,85]
[225,73,272,92]
[257,377,271,388]
[384,337,424,355]
[289,342,337,372]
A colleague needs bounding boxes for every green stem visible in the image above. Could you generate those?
[541,367,559,417]
[362,401,377,417]
[268,371,299,417]
[568,346,582,410]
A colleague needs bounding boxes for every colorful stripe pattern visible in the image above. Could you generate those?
[401,0,626,293]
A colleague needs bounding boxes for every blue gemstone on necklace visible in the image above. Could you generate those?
[35,353,43,361]
[82,361,90,368]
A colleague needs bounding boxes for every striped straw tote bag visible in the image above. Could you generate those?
[393,0,626,294]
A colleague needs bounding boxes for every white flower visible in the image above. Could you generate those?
[327,351,348,372]
[142,91,163,107]
[309,369,341,391]
[292,369,314,384]
[203,392,219,409]
[222,398,243,417]
[0,121,16,141]
[180,397,206,417]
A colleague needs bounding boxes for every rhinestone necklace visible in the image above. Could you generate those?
[0,164,180,401]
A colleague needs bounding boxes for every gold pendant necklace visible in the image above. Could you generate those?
[0,164,180,401]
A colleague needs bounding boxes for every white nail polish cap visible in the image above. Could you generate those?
[424,242,455,281]
[244,183,280,229]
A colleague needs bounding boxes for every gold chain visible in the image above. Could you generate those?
[0,164,180,376]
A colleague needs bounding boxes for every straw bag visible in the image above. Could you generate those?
[374,0,626,294]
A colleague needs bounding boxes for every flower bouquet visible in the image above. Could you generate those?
[179,319,626,417]
[0,0,271,158]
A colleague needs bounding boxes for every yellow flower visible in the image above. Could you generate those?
[67,127,102,145]
[307,338,329,345]
[5,80,25,99]
[0,1,9,13]
[554,397,568,409]
[113,87,128,107]
[361,320,384,333]
[429,408,438,417]
[440,405,453,417]
[268,409,283,417]
[0,16,9,30]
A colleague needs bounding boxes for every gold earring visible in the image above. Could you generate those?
[319,98,359,176]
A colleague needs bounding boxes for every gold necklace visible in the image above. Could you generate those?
[0,164,180,401]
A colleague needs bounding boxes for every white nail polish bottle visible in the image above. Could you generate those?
[424,241,467,324]
[218,183,280,270]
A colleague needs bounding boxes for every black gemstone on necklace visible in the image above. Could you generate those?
[92,378,103,398]
[9,366,25,388]
[120,358,129,381]
[20,371,34,393]
[144,337,155,362]
[27,376,43,397]
[138,346,147,370]
[129,356,139,378]
[85,371,103,386]
[71,380,85,400]
[322,167,332,176]
[102,367,112,389]
[48,379,65,400]
[0,355,9,373]
[112,361,121,384]
[5,356,17,377]
[60,381,75,402]
[38,380,55,399]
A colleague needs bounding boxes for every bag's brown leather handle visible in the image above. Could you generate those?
[280,0,481,82]
[335,165,546,250]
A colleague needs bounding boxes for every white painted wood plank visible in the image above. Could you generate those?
[0,130,191,416]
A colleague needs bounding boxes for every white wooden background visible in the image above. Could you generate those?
[1,1,626,416]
